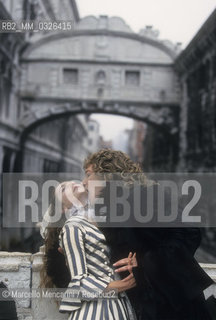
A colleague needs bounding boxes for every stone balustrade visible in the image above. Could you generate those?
[0,249,215,320]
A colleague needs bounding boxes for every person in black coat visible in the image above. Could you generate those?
[0,282,18,320]
[99,183,214,320]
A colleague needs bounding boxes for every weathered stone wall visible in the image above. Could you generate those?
[0,249,215,320]
[0,249,68,320]
[175,9,216,171]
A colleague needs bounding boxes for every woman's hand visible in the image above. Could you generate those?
[113,252,138,275]
[58,249,137,292]
[106,273,136,293]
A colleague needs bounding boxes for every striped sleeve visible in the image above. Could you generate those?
[59,223,109,312]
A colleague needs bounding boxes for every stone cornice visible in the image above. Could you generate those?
[20,57,174,68]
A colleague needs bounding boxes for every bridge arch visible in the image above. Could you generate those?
[18,101,178,134]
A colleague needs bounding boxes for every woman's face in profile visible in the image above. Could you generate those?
[55,181,88,210]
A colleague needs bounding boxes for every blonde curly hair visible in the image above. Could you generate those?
[84,149,149,186]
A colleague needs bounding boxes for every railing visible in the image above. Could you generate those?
[0,248,215,320]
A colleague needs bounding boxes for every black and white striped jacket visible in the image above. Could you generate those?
[58,215,136,319]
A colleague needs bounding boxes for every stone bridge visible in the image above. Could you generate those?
[18,15,181,138]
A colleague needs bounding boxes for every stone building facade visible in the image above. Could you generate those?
[174,9,216,257]
[127,9,216,173]
[174,9,216,172]
[0,0,90,251]
[128,119,179,172]
[127,121,146,164]
[86,119,100,153]
[0,0,88,177]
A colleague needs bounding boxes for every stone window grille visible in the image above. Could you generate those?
[125,71,140,86]
[63,69,79,85]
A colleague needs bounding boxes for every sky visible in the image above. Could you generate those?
[90,113,133,141]
[77,0,216,48]
[81,1,216,141]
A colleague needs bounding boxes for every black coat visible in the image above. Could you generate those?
[0,282,18,320]
[99,184,214,320]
